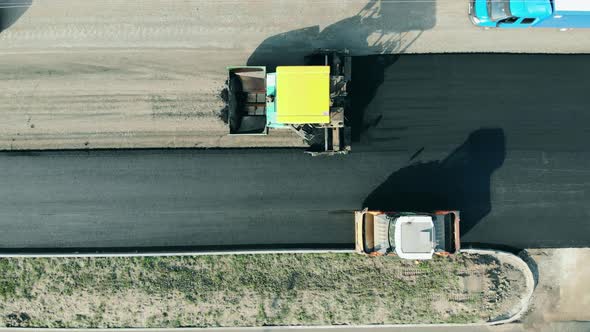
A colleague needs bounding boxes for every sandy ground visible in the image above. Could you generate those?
[1,0,590,150]
[520,248,590,329]
[0,49,303,149]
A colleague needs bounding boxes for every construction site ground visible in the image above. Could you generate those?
[520,248,590,329]
[2,0,590,150]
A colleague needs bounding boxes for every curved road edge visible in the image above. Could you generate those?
[460,249,536,326]
[0,248,535,330]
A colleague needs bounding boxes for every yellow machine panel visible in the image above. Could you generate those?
[276,66,330,124]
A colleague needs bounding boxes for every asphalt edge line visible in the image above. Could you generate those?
[0,249,535,330]
[0,249,354,258]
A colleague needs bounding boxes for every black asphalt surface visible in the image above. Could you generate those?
[1,54,589,252]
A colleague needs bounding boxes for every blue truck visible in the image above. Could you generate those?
[469,0,590,28]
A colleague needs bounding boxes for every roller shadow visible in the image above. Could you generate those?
[0,0,32,33]
[363,128,506,236]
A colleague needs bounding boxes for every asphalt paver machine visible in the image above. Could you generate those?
[226,50,351,156]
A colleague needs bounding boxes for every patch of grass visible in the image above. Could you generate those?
[256,302,267,324]
[0,253,518,328]
[446,312,483,324]
[0,259,42,300]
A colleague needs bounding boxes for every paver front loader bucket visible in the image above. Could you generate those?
[227,66,268,135]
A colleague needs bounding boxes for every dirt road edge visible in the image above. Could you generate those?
[460,249,536,325]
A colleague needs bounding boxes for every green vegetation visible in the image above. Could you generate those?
[0,253,520,328]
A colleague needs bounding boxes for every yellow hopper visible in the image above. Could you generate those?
[275,66,330,125]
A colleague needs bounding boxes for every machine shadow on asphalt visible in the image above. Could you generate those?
[349,54,400,142]
[362,128,506,238]
[246,0,436,71]
[245,0,437,142]
[221,53,403,141]
[0,0,32,33]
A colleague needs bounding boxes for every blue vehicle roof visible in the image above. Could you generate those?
[535,11,590,27]
[554,0,590,12]
[510,0,553,18]
[539,0,590,28]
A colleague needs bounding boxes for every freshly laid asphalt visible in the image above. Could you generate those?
[1,54,589,252]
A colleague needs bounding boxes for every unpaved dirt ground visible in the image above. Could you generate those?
[521,248,590,329]
[0,50,304,150]
[0,253,528,328]
[1,0,590,150]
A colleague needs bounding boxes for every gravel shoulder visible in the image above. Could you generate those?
[0,252,530,328]
[521,248,590,328]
